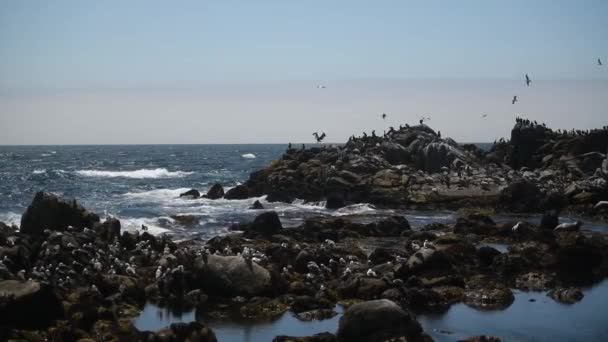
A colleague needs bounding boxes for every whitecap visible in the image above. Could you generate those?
[32,169,46,174]
[241,153,256,159]
[75,168,194,179]
[333,203,377,216]
[0,212,21,228]
[123,188,193,202]
[118,217,171,236]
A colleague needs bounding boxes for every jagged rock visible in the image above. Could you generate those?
[249,200,265,210]
[243,211,283,237]
[204,183,225,200]
[20,192,100,235]
[94,218,121,241]
[498,179,543,212]
[179,189,200,199]
[337,299,422,342]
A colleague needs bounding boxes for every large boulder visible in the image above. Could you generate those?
[454,214,497,235]
[204,184,225,200]
[337,299,422,342]
[224,185,251,200]
[196,255,271,296]
[0,280,63,328]
[245,211,283,236]
[20,192,100,235]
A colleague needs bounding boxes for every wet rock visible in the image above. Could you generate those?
[337,299,422,342]
[291,295,333,313]
[196,254,271,296]
[547,287,584,304]
[20,191,100,235]
[224,184,250,200]
[464,278,514,310]
[245,211,283,237]
[249,200,265,210]
[515,272,555,291]
[179,189,201,199]
[204,183,225,200]
[396,247,453,279]
[0,280,63,329]
[325,193,346,209]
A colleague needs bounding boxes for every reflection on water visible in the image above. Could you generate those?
[134,282,608,341]
[133,303,343,342]
[418,280,608,341]
[133,303,196,332]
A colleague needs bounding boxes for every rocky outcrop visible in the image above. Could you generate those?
[19,191,100,235]
[337,299,422,342]
[241,211,283,237]
[204,183,225,200]
[179,189,201,199]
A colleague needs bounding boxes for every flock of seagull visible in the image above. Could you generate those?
[311,58,604,143]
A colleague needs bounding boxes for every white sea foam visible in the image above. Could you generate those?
[75,168,194,179]
[118,217,171,235]
[0,212,21,228]
[32,169,46,174]
[241,153,256,159]
[333,203,377,216]
[123,188,193,201]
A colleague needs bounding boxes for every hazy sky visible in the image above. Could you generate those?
[1,1,607,144]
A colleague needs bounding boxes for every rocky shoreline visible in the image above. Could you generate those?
[1,120,608,341]
[1,190,608,341]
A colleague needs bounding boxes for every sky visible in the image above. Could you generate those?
[1,0,607,144]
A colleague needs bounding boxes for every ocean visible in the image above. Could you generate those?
[0,144,453,239]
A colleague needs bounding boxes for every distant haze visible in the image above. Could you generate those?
[1,1,607,145]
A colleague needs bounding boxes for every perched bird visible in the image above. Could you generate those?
[525,74,531,86]
[366,269,377,277]
[382,113,387,120]
[512,95,518,104]
[599,58,603,66]
[423,240,434,249]
[312,132,327,143]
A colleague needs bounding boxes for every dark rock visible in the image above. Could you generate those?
[498,179,543,213]
[540,210,559,230]
[454,214,496,235]
[20,192,100,235]
[273,332,337,342]
[195,255,271,296]
[325,193,346,209]
[0,280,63,329]
[476,246,501,267]
[224,185,250,200]
[547,287,584,304]
[464,278,514,310]
[249,200,265,210]
[245,211,283,237]
[94,218,121,241]
[179,189,201,199]
[204,183,225,200]
[337,299,422,342]
[145,322,217,341]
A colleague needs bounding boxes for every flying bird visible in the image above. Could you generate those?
[317,85,326,89]
[482,114,488,118]
[381,113,387,120]
[599,58,603,66]
[525,74,531,86]
[512,95,518,104]
[312,132,326,143]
